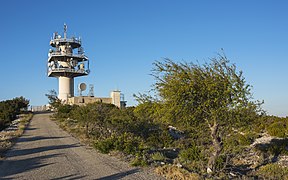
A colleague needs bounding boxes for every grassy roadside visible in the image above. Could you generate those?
[50,104,288,179]
[0,113,33,159]
[51,116,205,180]
[50,116,94,146]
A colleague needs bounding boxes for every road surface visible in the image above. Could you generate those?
[0,113,163,180]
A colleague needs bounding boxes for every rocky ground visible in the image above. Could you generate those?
[230,132,288,177]
[252,133,288,165]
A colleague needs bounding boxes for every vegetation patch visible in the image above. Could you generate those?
[155,165,200,180]
[255,163,288,179]
[151,152,166,162]
[47,55,288,179]
[0,113,33,158]
[0,97,29,130]
[267,120,287,138]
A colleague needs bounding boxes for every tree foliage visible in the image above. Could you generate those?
[0,96,29,130]
[45,89,61,109]
[147,55,263,174]
[152,56,261,128]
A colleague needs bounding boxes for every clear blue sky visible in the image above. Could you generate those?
[0,0,287,116]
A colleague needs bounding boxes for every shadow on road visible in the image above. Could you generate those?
[24,127,37,131]
[5,144,80,158]
[32,111,54,115]
[96,168,140,180]
[51,173,87,180]
[0,153,61,179]
[17,135,68,143]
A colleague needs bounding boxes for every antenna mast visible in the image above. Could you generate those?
[64,23,67,39]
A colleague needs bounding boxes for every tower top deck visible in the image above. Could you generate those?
[50,37,81,48]
[50,24,82,48]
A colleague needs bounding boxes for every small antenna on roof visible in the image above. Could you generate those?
[64,23,67,39]
[88,84,94,97]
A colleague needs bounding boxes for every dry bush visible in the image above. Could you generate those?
[255,163,288,179]
[155,165,200,180]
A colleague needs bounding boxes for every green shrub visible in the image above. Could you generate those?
[245,132,258,143]
[151,152,166,161]
[0,120,7,130]
[215,154,227,172]
[223,132,253,155]
[56,104,76,118]
[113,135,125,151]
[256,163,288,179]
[94,137,115,154]
[267,121,287,138]
[238,134,250,146]
[94,133,144,155]
[107,133,142,154]
[268,140,288,156]
[179,144,202,164]
[0,96,29,130]
[178,145,206,173]
[255,138,288,156]
[145,129,174,149]
[238,132,257,146]
[224,134,239,149]
[130,156,148,167]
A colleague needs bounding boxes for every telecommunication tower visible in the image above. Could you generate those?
[47,24,90,102]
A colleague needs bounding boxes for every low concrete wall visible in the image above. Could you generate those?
[68,96,112,106]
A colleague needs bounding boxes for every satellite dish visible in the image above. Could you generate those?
[78,83,87,96]
[79,83,87,91]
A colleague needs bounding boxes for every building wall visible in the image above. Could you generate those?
[68,96,112,106]
[110,90,121,108]
[67,90,125,109]
[31,104,51,112]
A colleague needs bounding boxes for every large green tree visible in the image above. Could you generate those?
[149,55,262,174]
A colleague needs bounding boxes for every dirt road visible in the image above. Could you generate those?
[0,113,163,179]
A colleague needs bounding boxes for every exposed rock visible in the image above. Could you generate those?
[278,155,288,166]
[230,132,288,176]
[251,132,285,147]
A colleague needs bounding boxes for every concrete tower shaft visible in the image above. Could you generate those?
[58,77,74,100]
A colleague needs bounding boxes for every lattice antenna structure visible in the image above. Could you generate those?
[88,84,94,97]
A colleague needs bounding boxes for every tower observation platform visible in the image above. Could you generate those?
[47,24,90,102]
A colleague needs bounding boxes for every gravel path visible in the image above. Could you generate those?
[0,113,163,180]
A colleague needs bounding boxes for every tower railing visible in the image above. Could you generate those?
[47,67,90,76]
[49,52,87,58]
[50,37,81,45]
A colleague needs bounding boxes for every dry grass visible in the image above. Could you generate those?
[0,113,33,158]
[155,165,201,180]
[255,163,288,179]
[54,117,96,148]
